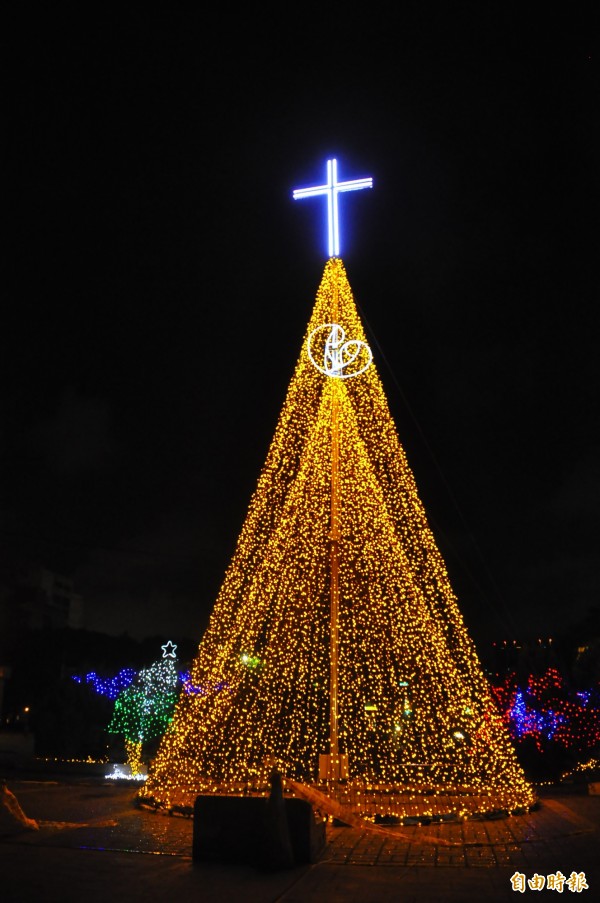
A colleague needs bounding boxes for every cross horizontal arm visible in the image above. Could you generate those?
[337,177,373,193]
[293,184,330,199]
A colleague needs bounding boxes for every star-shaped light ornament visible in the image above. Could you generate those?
[161,640,177,659]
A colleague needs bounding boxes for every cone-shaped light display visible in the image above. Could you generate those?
[140,258,535,819]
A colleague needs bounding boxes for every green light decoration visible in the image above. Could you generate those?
[108,642,179,775]
[240,652,262,670]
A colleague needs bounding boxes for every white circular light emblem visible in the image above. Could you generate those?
[307,324,372,379]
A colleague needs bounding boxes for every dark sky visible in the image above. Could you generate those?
[4,8,598,647]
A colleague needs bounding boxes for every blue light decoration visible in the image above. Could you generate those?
[72,641,179,700]
[72,668,137,700]
[509,689,528,737]
[509,689,564,743]
[293,158,373,258]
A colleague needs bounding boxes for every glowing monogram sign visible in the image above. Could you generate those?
[307,324,372,379]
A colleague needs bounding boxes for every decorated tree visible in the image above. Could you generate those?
[140,160,535,819]
[109,641,179,775]
[491,667,600,769]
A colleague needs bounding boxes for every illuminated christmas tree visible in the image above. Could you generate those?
[109,641,179,775]
[141,160,535,818]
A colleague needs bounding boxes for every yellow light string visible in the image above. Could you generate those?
[125,739,144,777]
[140,258,535,817]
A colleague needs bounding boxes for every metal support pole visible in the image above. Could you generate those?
[328,273,341,782]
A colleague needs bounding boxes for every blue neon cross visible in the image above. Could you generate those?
[293,158,373,258]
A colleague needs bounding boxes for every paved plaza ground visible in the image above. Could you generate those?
[1,777,598,901]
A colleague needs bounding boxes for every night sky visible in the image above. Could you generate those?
[4,9,598,648]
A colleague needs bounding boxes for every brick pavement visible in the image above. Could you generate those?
[1,779,598,902]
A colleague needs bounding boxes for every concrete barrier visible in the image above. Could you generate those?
[192,794,326,868]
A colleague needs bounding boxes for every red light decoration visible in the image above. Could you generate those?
[491,667,600,755]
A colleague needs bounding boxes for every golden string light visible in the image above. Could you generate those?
[140,258,535,818]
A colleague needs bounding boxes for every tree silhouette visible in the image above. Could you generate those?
[109,641,178,775]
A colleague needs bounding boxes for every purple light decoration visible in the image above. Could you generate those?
[180,671,227,696]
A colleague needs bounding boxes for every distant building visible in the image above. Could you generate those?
[13,566,83,631]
